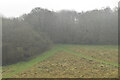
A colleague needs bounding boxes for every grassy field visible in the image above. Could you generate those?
[2,45,118,78]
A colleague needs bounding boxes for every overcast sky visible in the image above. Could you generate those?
[0,0,119,17]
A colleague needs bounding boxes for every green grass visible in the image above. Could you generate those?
[61,45,118,67]
[2,45,63,78]
[2,44,118,78]
[62,48,118,67]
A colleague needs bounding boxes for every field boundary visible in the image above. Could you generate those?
[61,47,119,67]
[3,45,119,78]
[3,46,63,78]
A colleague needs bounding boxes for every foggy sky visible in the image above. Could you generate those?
[0,0,119,17]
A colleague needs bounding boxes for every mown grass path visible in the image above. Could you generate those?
[2,45,118,78]
[2,46,63,78]
[61,45,118,67]
[62,48,118,67]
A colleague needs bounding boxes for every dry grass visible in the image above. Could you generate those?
[13,51,118,78]
[3,45,118,78]
[68,45,118,64]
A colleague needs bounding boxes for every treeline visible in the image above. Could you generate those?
[2,7,118,65]
[2,18,52,65]
[22,7,118,44]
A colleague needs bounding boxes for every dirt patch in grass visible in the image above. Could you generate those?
[13,51,118,78]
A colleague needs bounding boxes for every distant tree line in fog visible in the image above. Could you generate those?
[2,7,118,65]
